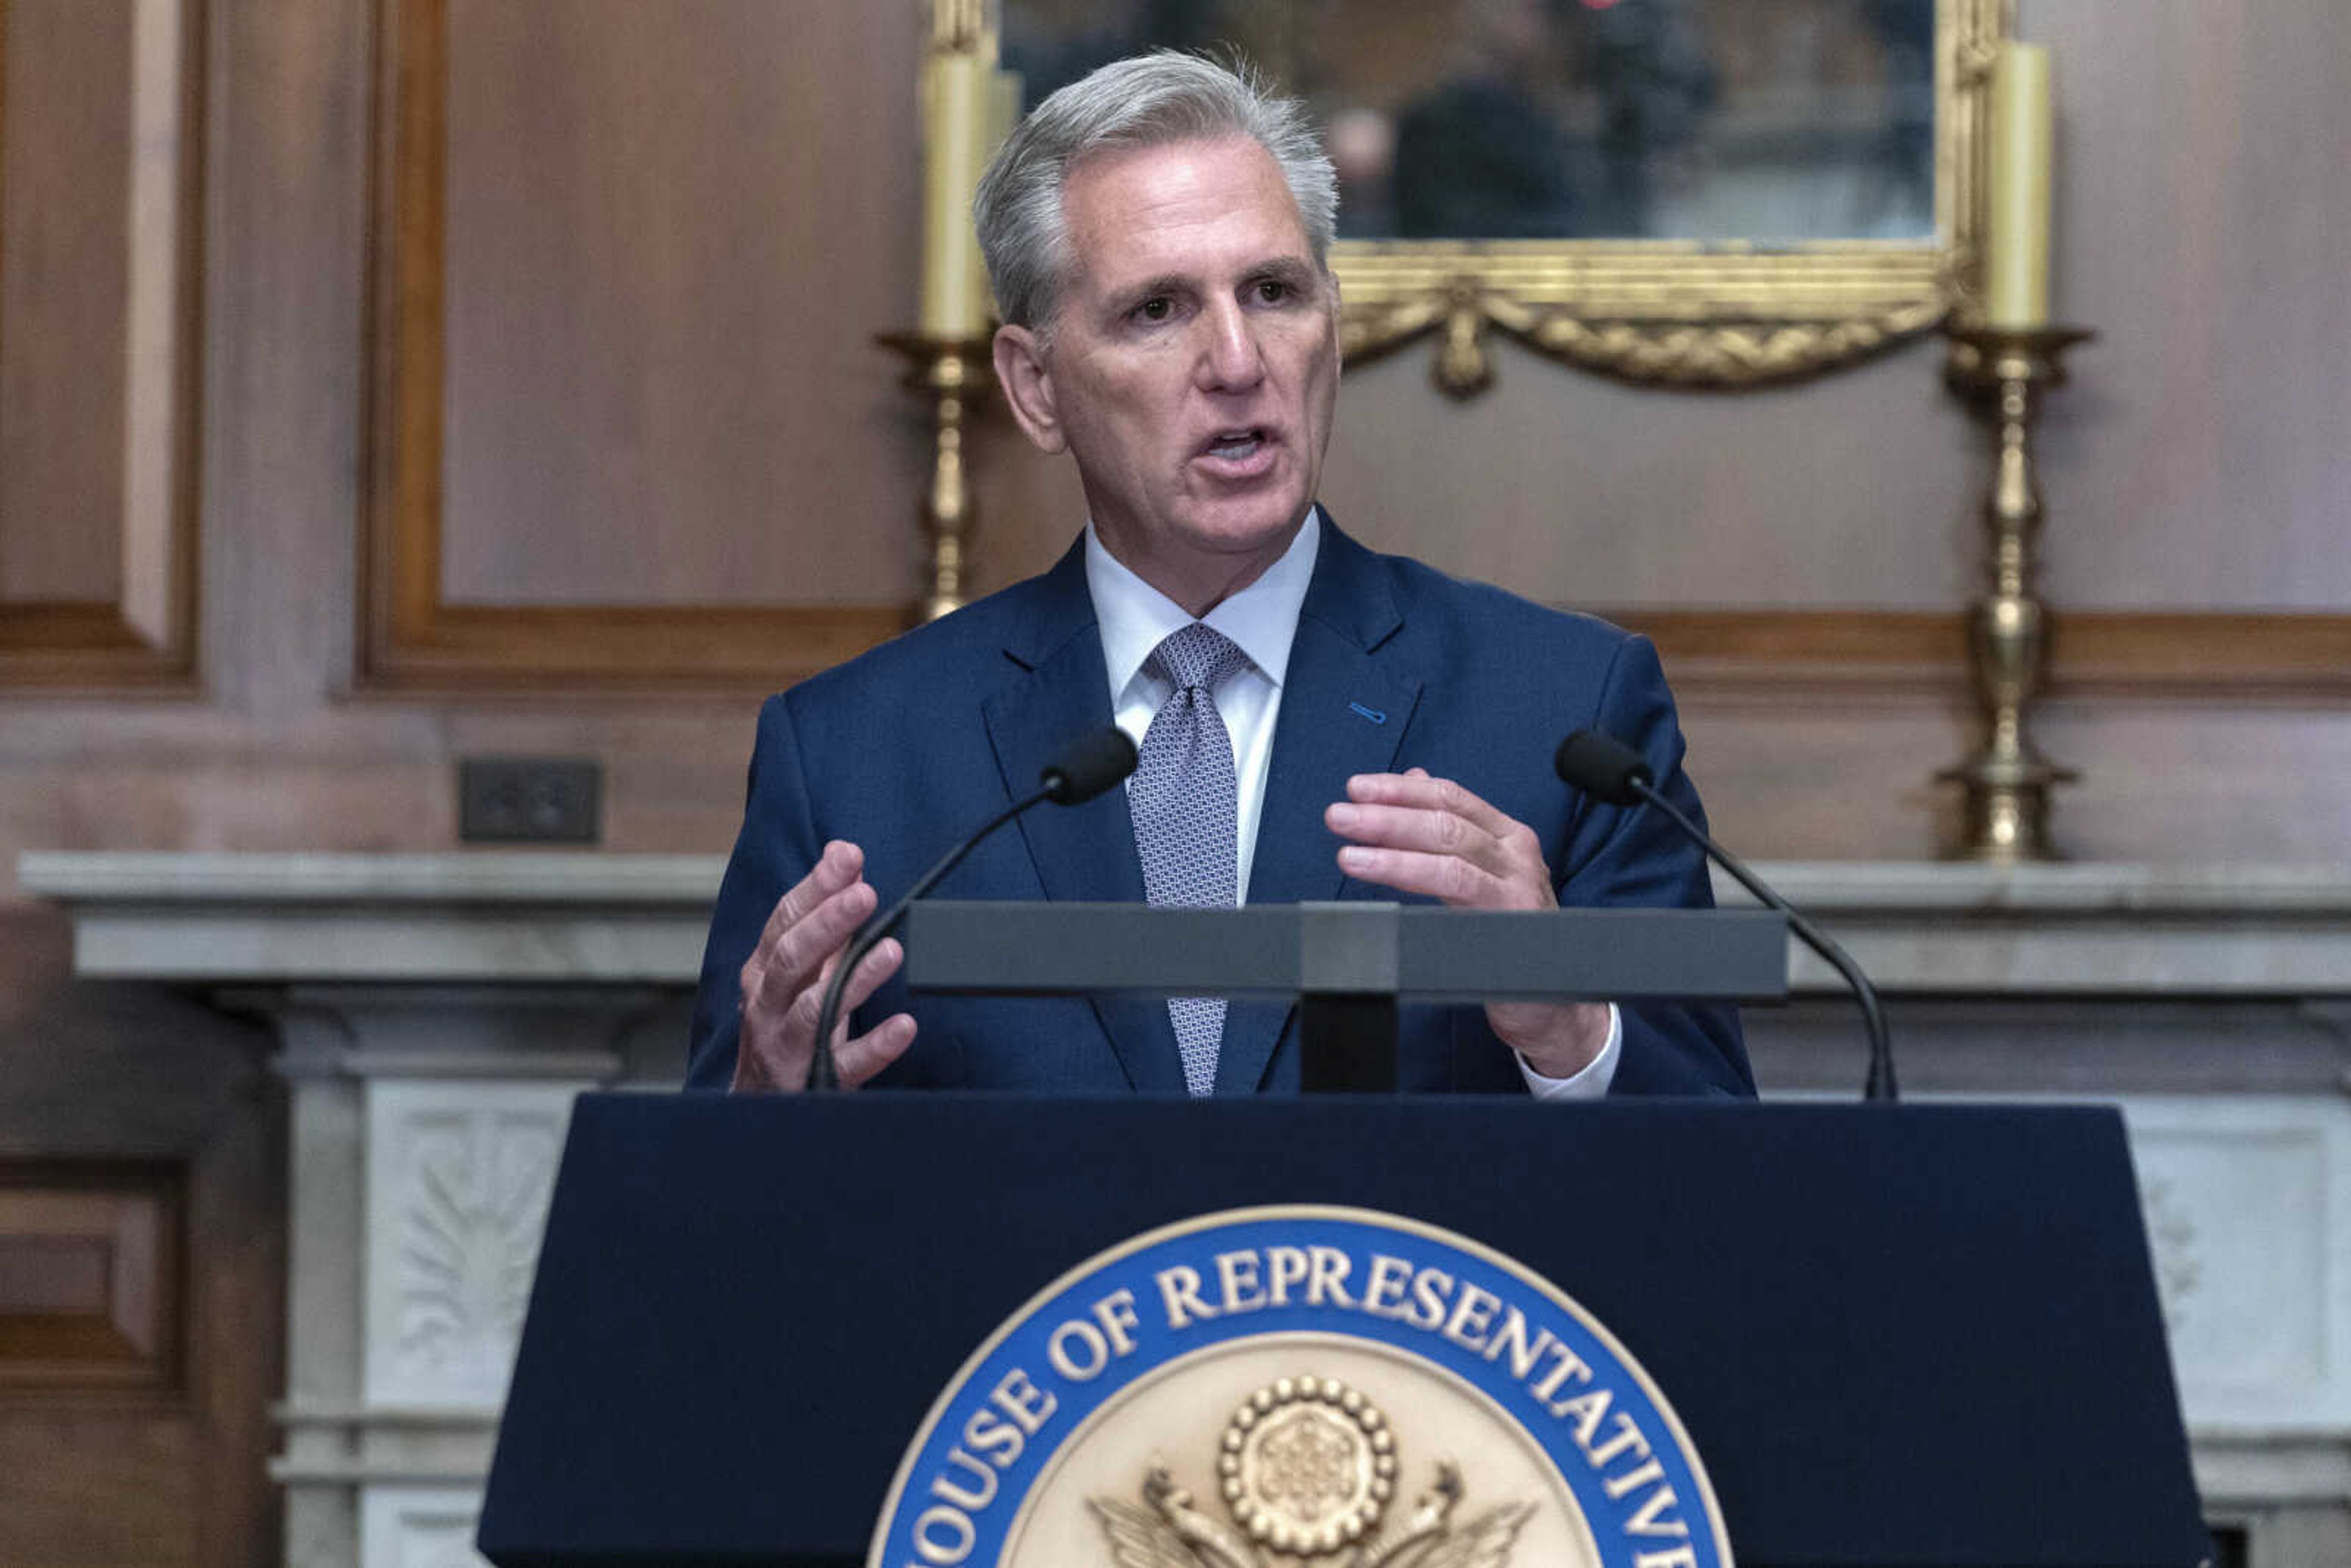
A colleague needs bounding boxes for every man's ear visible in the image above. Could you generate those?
[1326,267,1344,375]
[992,324,1067,456]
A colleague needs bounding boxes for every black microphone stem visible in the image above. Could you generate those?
[1630,781,1900,1103]
[805,784,1052,1092]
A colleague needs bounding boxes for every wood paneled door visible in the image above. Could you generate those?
[0,911,283,1567]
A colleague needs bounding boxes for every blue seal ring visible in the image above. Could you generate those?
[868,1205,1732,1568]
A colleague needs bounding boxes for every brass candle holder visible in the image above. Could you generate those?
[877,331,995,623]
[1937,323,2093,863]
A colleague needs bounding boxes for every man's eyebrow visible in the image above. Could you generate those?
[1252,258,1319,285]
[1108,274,1194,310]
[1248,257,1324,296]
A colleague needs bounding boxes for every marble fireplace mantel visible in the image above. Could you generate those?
[20,852,2351,1568]
[28,851,2351,994]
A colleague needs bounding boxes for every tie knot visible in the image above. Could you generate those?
[1150,622,1250,693]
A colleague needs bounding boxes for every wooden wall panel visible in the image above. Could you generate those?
[1685,691,2351,863]
[0,1171,178,1389]
[0,1419,201,1567]
[1329,335,1982,612]
[2035,0,2351,612]
[0,0,131,604]
[438,0,915,609]
[359,0,925,689]
[0,0,202,691]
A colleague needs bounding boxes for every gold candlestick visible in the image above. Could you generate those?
[1938,324,2093,863]
[878,332,994,623]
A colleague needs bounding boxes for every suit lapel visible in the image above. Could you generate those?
[1217,522,1422,1093]
[980,542,1185,1093]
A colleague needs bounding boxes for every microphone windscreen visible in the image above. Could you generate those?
[1041,727,1139,805]
[1553,730,1654,806]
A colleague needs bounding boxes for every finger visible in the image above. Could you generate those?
[736,936,846,1091]
[834,1013,918,1089]
[744,879,876,1012]
[1340,773,1551,895]
[798,937,910,1089]
[826,937,907,1045]
[1325,798,1511,872]
[779,927,865,1046]
[746,842,864,981]
[774,880,879,992]
[1335,843,1528,908]
[1345,773,1517,839]
[735,1002,913,1096]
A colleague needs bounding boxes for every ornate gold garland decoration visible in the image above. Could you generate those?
[1343,287,1952,396]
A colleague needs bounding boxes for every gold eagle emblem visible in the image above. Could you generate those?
[1088,1375,1535,1568]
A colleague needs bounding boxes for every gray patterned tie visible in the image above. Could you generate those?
[1129,622,1252,1097]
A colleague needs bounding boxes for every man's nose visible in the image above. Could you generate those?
[1197,299,1266,391]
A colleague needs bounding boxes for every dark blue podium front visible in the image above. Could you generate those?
[478,1096,2207,1568]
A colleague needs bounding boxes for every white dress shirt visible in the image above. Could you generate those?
[1083,509,1621,1098]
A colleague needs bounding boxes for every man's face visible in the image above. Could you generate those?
[995,135,1341,613]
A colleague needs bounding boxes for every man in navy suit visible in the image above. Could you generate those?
[687,53,1750,1100]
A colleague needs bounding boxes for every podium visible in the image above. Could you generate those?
[904,901,1787,1089]
[478,1095,2209,1568]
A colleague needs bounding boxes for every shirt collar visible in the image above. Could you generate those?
[1085,508,1321,697]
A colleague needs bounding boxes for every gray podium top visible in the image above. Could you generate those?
[904,901,1787,1003]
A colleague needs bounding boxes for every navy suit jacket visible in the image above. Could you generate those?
[686,520,1752,1097]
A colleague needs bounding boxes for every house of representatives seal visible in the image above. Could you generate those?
[866,1207,1731,1568]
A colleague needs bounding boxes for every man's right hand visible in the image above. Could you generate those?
[732,840,918,1092]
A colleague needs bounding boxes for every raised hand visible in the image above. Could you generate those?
[733,840,917,1092]
[1325,769,1611,1080]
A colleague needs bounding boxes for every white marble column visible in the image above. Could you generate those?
[264,988,677,1568]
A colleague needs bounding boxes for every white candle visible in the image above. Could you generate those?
[1984,43,2053,328]
[918,52,991,337]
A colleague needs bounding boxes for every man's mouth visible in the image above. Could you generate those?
[1196,427,1279,475]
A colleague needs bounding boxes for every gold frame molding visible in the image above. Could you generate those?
[980,0,2003,394]
[0,0,205,693]
[1325,0,2006,394]
[356,0,908,693]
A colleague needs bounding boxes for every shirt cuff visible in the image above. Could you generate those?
[1516,1003,1622,1100]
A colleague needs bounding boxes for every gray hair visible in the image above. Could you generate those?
[974,51,1338,340]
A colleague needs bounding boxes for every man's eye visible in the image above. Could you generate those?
[1256,279,1289,304]
[1135,298,1172,322]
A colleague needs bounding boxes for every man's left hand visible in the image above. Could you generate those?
[1325,768,1611,1080]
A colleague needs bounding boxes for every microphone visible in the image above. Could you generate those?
[1037,726,1139,806]
[1554,729,1899,1101]
[804,726,1139,1089]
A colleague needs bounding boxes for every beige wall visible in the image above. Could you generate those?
[1,0,2346,886]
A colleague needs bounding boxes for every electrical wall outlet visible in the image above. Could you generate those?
[459,758,601,844]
